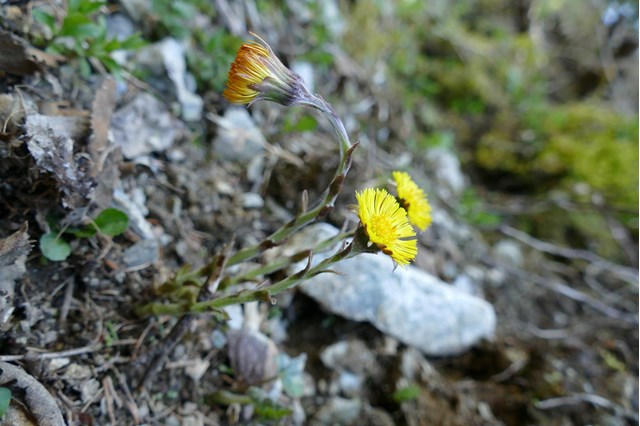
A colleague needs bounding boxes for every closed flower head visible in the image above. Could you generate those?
[355,188,417,265]
[224,33,308,106]
[392,171,432,231]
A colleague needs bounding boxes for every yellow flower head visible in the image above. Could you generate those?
[224,33,304,106]
[355,188,417,265]
[392,171,432,231]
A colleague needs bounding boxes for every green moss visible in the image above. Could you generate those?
[533,103,638,209]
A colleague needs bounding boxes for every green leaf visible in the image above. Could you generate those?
[59,14,101,39]
[283,115,318,132]
[118,33,146,50]
[392,385,421,402]
[33,9,57,32]
[39,233,71,261]
[247,388,292,421]
[0,387,10,419]
[76,0,105,15]
[94,208,129,237]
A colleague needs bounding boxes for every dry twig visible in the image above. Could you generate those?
[499,225,638,286]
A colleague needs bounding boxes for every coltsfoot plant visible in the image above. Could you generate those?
[136,33,433,317]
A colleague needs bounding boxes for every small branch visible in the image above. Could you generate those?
[536,393,639,422]
[499,225,638,286]
[0,361,66,426]
[136,315,193,391]
[0,340,135,362]
[484,257,638,325]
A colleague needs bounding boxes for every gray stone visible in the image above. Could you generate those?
[320,340,376,375]
[134,39,203,121]
[426,147,466,198]
[337,371,363,397]
[113,188,154,240]
[211,108,266,162]
[297,224,496,356]
[227,329,278,387]
[111,93,183,159]
[80,378,100,404]
[362,405,395,426]
[493,239,524,268]
[241,192,264,209]
[121,239,159,270]
[311,397,361,426]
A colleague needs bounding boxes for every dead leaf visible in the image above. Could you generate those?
[89,78,117,171]
[0,223,31,269]
[0,361,66,426]
[0,223,31,330]
[88,78,121,208]
[0,29,61,76]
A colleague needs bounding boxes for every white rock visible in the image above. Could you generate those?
[296,225,496,356]
[241,192,264,209]
[81,378,100,403]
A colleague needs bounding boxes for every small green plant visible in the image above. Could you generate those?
[0,387,10,419]
[282,114,318,133]
[39,208,129,261]
[147,0,216,40]
[187,29,243,92]
[206,388,292,421]
[392,384,421,403]
[33,0,144,78]
[104,321,120,347]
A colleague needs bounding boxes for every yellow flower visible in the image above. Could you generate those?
[224,33,304,106]
[392,171,432,231]
[355,188,417,265]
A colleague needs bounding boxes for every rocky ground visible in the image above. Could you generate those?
[0,1,638,425]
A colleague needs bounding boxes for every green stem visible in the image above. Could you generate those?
[140,238,359,316]
[223,230,354,288]
[225,93,354,267]
[193,244,354,312]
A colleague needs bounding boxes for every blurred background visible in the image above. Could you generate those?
[0,0,637,425]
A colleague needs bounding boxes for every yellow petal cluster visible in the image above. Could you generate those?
[223,34,298,106]
[223,42,272,104]
[392,171,432,231]
[355,188,417,265]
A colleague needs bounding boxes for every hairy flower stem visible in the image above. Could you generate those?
[144,240,360,316]
[223,93,354,268]
[220,230,354,289]
[143,228,378,315]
